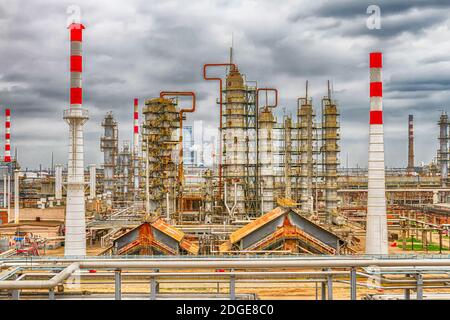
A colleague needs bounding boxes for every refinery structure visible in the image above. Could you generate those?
[1,19,450,301]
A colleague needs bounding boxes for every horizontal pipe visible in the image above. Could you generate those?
[2,258,450,290]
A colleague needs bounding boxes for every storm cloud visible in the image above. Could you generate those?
[0,0,449,169]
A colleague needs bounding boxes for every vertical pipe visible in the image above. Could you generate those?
[3,174,6,208]
[350,267,357,300]
[55,164,62,205]
[7,174,10,223]
[416,273,423,300]
[230,271,236,300]
[327,273,333,300]
[115,270,122,300]
[89,164,96,200]
[14,169,19,224]
[366,52,388,255]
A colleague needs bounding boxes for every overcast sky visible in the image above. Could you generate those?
[0,0,450,169]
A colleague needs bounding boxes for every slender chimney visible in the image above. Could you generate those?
[133,98,140,198]
[365,52,388,255]
[4,108,11,163]
[63,22,88,256]
[407,115,414,171]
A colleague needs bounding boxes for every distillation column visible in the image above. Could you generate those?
[284,116,292,199]
[101,112,118,206]
[63,22,89,256]
[438,112,449,187]
[298,90,315,212]
[142,98,179,215]
[322,88,340,224]
[117,142,131,203]
[258,108,275,212]
[222,66,247,217]
[365,52,388,255]
[407,115,414,172]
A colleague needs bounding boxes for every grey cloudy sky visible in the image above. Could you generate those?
[0,0,449,169]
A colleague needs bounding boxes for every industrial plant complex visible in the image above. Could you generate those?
[1,3,450,301]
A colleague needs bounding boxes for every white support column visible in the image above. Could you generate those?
[55,164,62,205]
[14,169,19,224]
[89,164,96,200]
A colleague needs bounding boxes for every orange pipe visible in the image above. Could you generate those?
[203,63,236,200]
[159,91,196,187]
[256,88,278,111]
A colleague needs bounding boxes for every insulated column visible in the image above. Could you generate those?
[63,22,88,256]
[365,52,388,254]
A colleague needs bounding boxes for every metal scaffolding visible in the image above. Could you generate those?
[141,97,179,216]
[322,86,340,224]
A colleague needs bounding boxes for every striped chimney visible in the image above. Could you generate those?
[366,52,388,254]
[64,22,88,257]
[133,98,139,153]
[4,108,11,163]
[69,23,84,108]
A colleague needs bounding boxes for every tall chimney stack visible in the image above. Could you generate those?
[365,52,388,255]
[407,115,414,172]
[63,22,88,256]
[4,108,11,163]
[133,98,140,199]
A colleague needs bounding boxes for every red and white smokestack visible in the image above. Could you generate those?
[70,23,84,108]
[133,98,139,152]
[133,98,140,197]
[366,52,388,254]
[4,108,11,163]
[64,22,88,257]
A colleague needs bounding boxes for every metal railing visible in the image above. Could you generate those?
[1,255,450,300]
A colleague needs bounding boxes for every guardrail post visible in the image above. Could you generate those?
[11,289,20,300]
[416,273,423,300]
[150,269,159,300]
[350,267,357,300]
[115,269,122,300]
[327,271,333,300]
[49,288,55,300]
[230,270,236,300]
[321,282,326,300]
[404,274,411,300]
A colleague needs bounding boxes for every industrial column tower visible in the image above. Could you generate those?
[365,52,388,255]
[407,115,415,172]
[438,112,449,187]
[63,22,88,256]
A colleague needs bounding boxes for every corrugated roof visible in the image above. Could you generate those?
[151,218,184,242]
[229,206,289,244]
[179,238,199,255]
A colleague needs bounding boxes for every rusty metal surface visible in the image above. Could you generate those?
[151,218,185,242]
[229,207,289,244]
